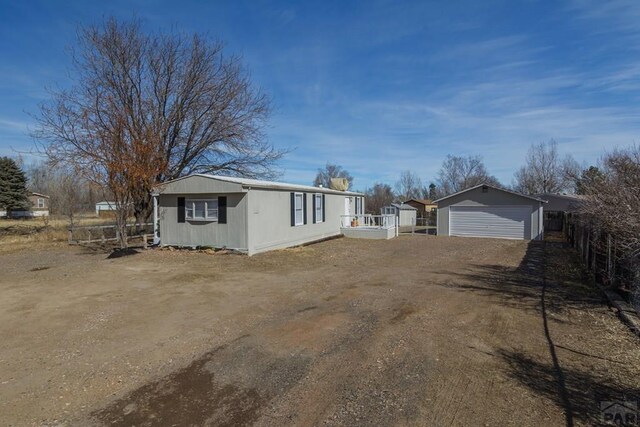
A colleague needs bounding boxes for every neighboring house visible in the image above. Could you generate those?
[435,184,546,240]
[1,192,50,218]
[404,198,437,218]
[95,201,117,217]
[534,193,584,232]
[381,203,417,227]
[153,174,365,255]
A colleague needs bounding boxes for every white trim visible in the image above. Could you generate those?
[294,192,304,226]
[157,174,364,196]
[185,198,219,222]
[314,193,323,223]
[433,183,547,204]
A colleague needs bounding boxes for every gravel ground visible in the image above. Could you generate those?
[0,235,639,426]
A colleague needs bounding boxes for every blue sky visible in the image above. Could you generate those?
[1,0,640,190]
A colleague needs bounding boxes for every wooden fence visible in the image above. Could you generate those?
[68,222,153,246]
[565,214,639,304]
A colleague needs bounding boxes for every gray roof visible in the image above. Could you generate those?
[533,193,585,201]
[391,203,417,210]
[534,193,584,211]
[159,174,364,196]
[433,183,547,204]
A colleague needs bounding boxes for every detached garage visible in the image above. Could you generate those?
[435,184,545,240]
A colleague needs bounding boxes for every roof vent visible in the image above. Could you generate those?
[482,185,489,193]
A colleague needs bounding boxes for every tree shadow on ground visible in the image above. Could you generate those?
[436,240,634,426]
[434,241,605,317]
[497,348,639,425]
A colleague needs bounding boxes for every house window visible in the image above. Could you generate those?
[294,193,304,225]
[185,199,218,221]
[37,198,45,208]
[314,194,323,223]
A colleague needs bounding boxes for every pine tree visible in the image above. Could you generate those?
[0,157,30,215]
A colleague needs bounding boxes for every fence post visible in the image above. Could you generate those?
[591,229,597,273]
[607,233,612,282]
[68,228,73,244]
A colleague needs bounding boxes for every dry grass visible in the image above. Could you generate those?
[0,215,117,252]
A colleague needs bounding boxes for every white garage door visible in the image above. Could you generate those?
[450,205,531,240]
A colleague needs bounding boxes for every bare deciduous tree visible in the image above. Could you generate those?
[33,17,283,246]
[313,163,353,188]
[578,146,640,308]
[579,146,640,257]
[394,170,423,201]
[437,155,500,196]
[365,183,394,214]
[512,140,578,195]
[27,162,100,225]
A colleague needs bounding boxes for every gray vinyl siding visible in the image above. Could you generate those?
[437,186,543,240]
[398,209,417,227]
[159,193,248,251]
[247,189,349,255]
[160,175,244,194]
[156,175,364,254]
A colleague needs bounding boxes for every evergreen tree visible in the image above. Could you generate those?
[575,166,605,195]
[0,157,30,214]
[428,183,437,200]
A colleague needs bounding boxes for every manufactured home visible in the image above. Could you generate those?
[153,174,365,255]
[435,184,545,240]
[1,192,50,218]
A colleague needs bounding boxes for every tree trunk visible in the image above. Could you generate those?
[133,193,153,234]
[116,209,129,249]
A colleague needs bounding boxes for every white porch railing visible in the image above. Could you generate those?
[340,214,398,231]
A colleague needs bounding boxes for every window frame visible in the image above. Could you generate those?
[355,197,363,215]
[37,198,45,208]
[293,192,304,226]
[185,198,219,222]
[314,193,323,223]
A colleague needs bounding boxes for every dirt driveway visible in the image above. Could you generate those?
[1,235,639,426]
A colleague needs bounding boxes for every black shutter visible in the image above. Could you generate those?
[322,194,326,222]
[303,193,307,224]
[177,197,185,223]
[290,192,295,226]
[218,196,227,224]
[312,194,317,224]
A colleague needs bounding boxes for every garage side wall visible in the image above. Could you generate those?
[437,187,542,240]
[159,193,248,251]
[247,189,348,255]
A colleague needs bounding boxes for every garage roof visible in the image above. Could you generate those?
[433,184,547,204]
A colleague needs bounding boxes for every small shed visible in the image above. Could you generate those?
[435,184,545,240]
[381,203,417,227]
[404,198,437,218]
